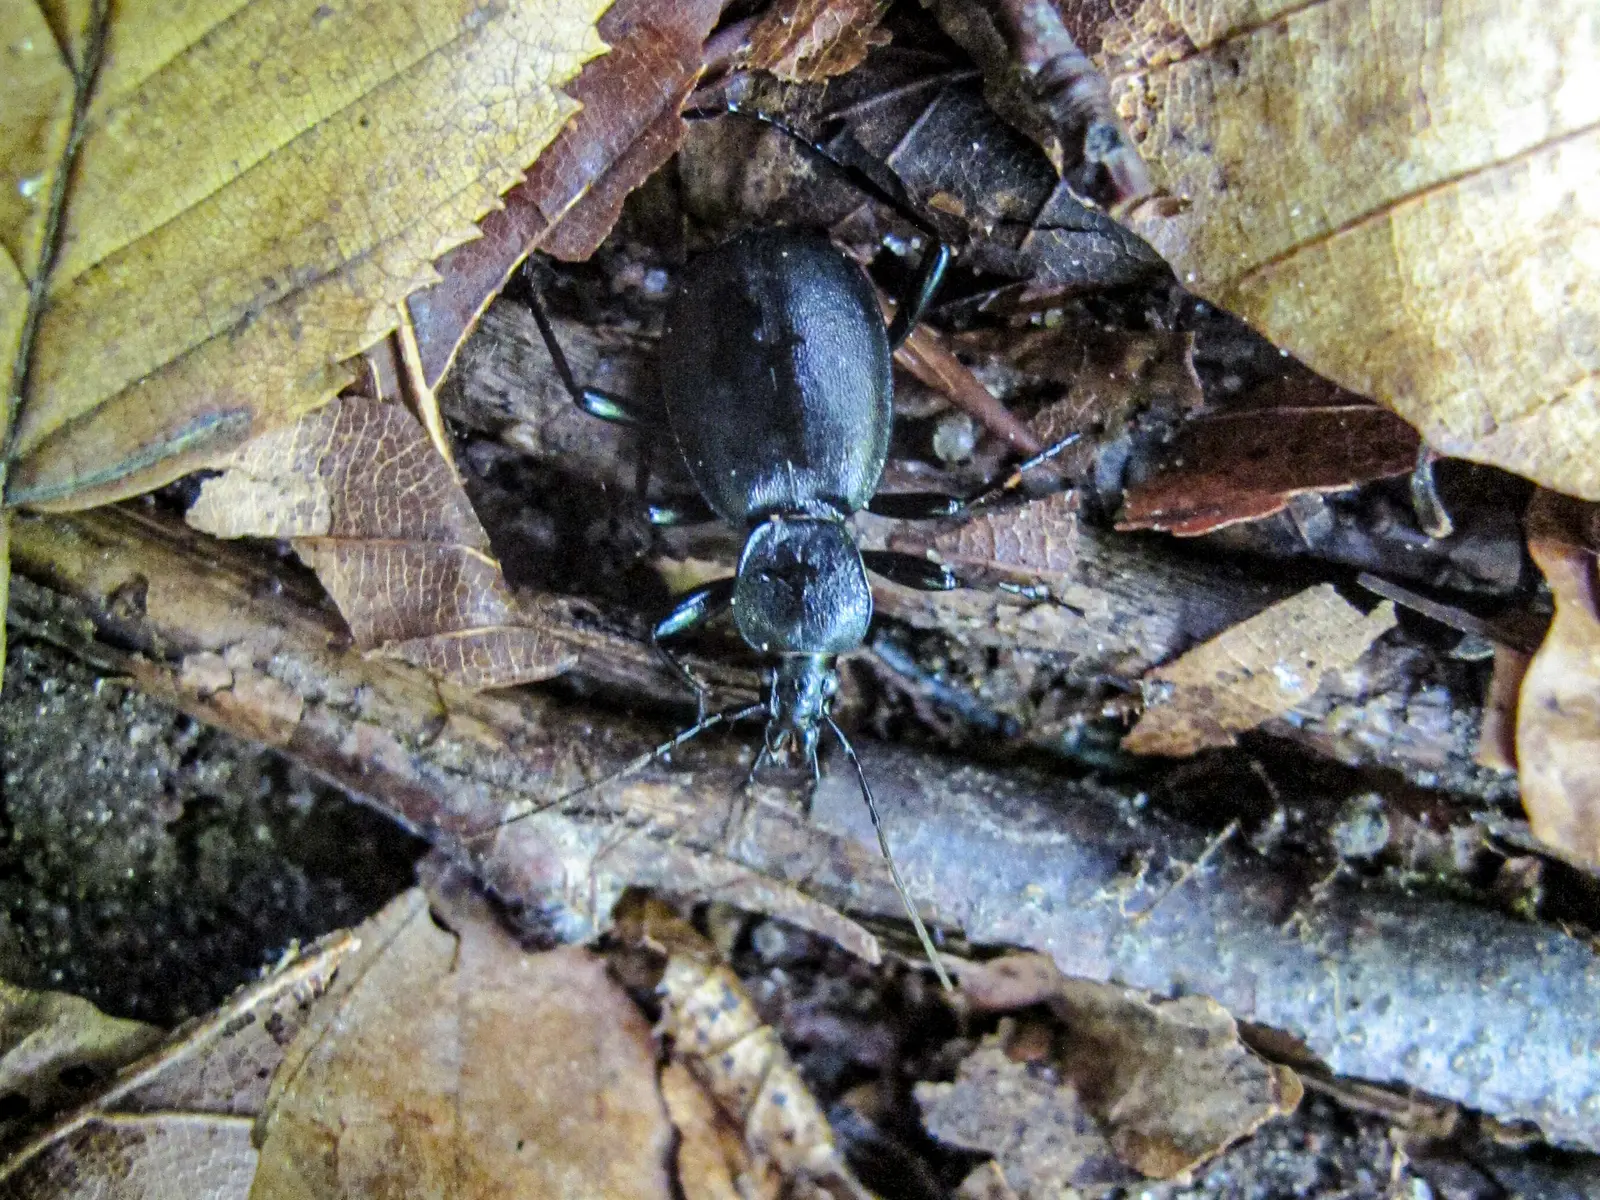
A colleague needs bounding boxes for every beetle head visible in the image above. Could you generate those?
[733,517,872,656]
[762,653,836,767]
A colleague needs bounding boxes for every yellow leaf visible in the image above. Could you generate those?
[3,0,611,511]
[1110,0,1600,498]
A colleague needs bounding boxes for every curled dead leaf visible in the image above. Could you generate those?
[1124,584,1397,756]
[188,396,576,690]
[253,886,676,1199]
[615,897,872,1200]
[0,933,353,1196]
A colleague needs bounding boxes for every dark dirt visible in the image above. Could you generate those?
[0,636,423,1025]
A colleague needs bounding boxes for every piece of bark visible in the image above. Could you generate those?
[10,506,1600,1148]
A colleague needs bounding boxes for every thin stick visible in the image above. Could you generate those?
[826,717,954,991]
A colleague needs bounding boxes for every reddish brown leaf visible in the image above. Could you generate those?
[1517,490,1600,868]
[743,0,894,83]
[1119,406,1422,536]
[187,396,576,691]
[407,0,725,385]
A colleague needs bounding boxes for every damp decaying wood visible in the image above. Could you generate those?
[9,505,1600,1150]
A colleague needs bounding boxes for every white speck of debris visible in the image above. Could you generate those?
[18,173,44,199]
[1272,661,1305,691]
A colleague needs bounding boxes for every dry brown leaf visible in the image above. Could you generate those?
[3,0,609,514]
[743,0,894,83]
[919,954,1301,1191]
[917,1042,1136,1197]
[615,898,871,1200]
[253,887,675,1200]
[188,395,576,690]
[1119,406,1421,536]
[890,491,1081,593]
[1124,584,1397,756]
[2,1113,258,1199]
[1516,490,1600,868]
[0,934,353,1197]
[1080,0,1600,499]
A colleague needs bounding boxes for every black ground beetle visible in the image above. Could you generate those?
[517,105,1070,986]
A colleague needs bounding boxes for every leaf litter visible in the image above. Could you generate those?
[1124,584,1398,756]
[1085,0,1600,500]
[918,954,1302,1198]
[187,395,577,690]
[1512,490,1600,870]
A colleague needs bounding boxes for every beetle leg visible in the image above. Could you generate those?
[866,492,967,520]
[861,550,960,591]
[652,577,736,720]
[885,241,951,351]
[684,101,949,349]
[509,263,651,426]
[647,495,720,526]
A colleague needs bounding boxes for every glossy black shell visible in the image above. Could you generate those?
[658,229,893,524]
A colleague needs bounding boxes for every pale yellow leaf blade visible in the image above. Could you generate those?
[1123,584,1397,756]
[1112,0,1600,498]
[0,0,74,287]
[7,0,612,511]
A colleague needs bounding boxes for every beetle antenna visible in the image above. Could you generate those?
[825,716,953,991]
[467,701,765,842]
[967,432,1084,511]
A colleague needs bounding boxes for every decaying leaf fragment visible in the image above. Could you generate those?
[916,954,1301,1195]
[1516,491,1600,869]
[1090,0,1600,500]
[253,886,676,1200]
[4,0,610,513]
[188,396,576,690]
[1124,584,1397,756]
[0,932,353,1197]
[742,0,895,83]
[891,491,1080,594]
[615,897,872,1200]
